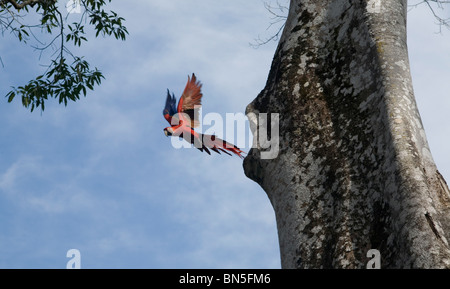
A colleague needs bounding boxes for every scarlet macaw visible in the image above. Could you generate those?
[163,73,245,158]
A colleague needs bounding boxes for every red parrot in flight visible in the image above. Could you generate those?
[163,73,245,158]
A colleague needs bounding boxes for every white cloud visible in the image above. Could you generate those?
[0,155,42,192]
[0,155,95,214]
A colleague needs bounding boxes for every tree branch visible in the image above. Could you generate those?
[409,0,450,32]
[2,0,128,112]
[0,0,55,10]
[250,0,288,48]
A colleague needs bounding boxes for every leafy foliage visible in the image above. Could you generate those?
[0,0,128,112]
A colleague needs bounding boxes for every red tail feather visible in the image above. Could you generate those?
[201,133,246,159]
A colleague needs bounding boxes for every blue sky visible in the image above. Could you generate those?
[0,1,449,269]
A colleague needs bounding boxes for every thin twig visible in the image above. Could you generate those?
[251,0,288,48]
[409,0,450,32]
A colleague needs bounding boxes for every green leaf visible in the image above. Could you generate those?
[4,0,127,113]
[6,91,16,103]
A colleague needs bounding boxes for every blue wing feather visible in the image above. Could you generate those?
[163,89,177,116]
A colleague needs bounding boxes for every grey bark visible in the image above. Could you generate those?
[244,0,450,268]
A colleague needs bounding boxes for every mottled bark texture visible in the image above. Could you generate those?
[244,0,450,268]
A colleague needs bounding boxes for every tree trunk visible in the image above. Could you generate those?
[244,0,450,268]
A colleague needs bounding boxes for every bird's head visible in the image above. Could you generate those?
[163,127,174,137]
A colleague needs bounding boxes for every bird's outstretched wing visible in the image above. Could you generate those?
[163,90,177,124]
[177,73,202,128]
